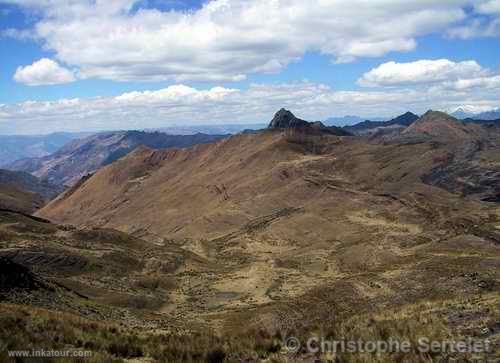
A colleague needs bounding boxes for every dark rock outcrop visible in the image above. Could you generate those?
[268,109,310,129]
[268,109,352,136]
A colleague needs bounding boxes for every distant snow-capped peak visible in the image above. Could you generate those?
[445,105,498,115]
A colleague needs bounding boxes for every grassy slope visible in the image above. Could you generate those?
[1,292,498,362]
[3,125,500,362]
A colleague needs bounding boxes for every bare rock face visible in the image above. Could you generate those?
[267,108,352,136]
[267,109,310,129]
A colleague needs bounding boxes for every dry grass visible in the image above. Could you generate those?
[3,292,498,363]
[4,129,500,362]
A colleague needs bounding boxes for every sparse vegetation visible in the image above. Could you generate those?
[1,292,498,362]
[1,114,499,362]
[283,129,340,154]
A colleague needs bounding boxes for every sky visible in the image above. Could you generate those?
[0,0,500,134]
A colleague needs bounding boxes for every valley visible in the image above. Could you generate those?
[3,2,500,361]
[1,110,499,362]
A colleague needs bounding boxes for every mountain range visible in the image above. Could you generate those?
[1,109,499,362]
[0,132,89,167]
[152,123,267,135]
[323,115,388,126]
[342,111,419,135]
[449,106,500,120]
[6,130,228,187]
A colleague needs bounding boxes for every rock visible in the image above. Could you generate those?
[267,108,352,136]
[268,108,310,129]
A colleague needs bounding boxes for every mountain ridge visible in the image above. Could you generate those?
[402,110,485,141]
[0,132,89,167]
[343,111,419,135]
[449,106,500,120]
[1,108,498,362]
[39,109,500,239]
[267,108,352,136]
[6,130,228,187]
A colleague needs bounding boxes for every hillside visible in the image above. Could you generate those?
[40,110,499,236]
[0,109,497,361]
[0,169,62,214]
[7,130,228,186]
[403,110,485,141]
[38,110,500,339]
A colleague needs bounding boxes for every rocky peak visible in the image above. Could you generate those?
[267,109,310,129]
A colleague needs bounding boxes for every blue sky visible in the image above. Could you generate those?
[0,0,500,134]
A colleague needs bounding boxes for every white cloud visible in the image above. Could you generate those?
[115,85,240,103]
[358,59,486,87]
[447,74,500,90]
[1,79,500,134]
[6,0,469,82]
[477,0,500,14]
[446,104,498,114]
[447,0,500,38]
[447,17,500,38]
[1,27,34,40]
[13,58,76,86]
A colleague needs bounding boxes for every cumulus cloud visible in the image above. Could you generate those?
[115,85,240,103]
[358,59,486,87]
[1,80,500,134]
[5,0,469,82]
[13,58,76,86]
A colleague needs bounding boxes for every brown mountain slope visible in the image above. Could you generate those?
[39,125,500,238]
[403,110,485,141]
[7,130,228,187]
[0,184,44,215]
[0,169,62,214]
[38,126,500,312]
[40,131,310,241]
[6,122,500,361]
